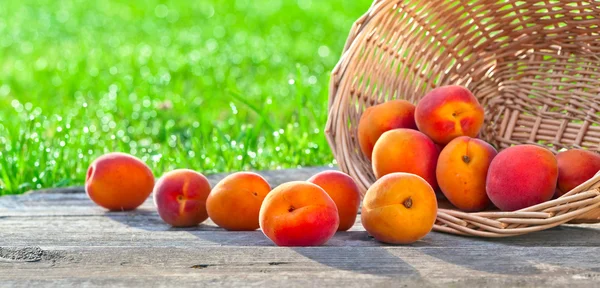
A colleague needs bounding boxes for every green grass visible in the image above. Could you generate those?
[0,0,372,195]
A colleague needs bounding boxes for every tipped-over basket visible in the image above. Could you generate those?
[326,0,600,237]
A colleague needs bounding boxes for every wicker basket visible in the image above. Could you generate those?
[326,0,600,237]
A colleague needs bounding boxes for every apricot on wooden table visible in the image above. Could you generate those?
[206,172,271,231]
[259,181,339,246]
[153,169,211,227]
[85,152,155,211]
[308,170,361,231]
[361,173,438,244]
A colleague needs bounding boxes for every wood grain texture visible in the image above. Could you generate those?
[1,167,600,287]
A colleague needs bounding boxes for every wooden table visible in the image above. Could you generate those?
[1,167,600,287]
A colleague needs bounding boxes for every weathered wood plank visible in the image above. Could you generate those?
[0,246,599,287]
[1,167,600,287]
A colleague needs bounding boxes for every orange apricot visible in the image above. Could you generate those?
[361,173,438,244]
[436,136,497,212]
[307,171,361,231]
[85,152,154,211]
[206,172,271,231]
[372,129,440,190]
[357,100,417,160]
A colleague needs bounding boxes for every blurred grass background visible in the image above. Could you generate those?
[0,0,372,195]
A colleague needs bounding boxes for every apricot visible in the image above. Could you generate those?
[361,173,437,244]
[415,85,484,145]
[153,169,211,227]
[259,181,339,246]
[85,152,155,211]
[556,149,600,197]
[436,136,497,212]
[206,172,271,231]
[307,171,361,231]
[486,145,557,211]
[357,100,417,160]
[372,129,440,190]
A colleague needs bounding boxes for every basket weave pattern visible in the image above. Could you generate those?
[326,0,600,237]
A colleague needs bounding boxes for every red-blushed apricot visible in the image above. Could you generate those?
[357,100,417,160]
[307,171,361,231]
[153,169,211,227]
[415,85,484,145]
[259,181,339,246]
[206,172,271,231]
[486,145,557,211]
[85,152,154,211]
[556,149,600,197]
[436,136,497,212]
[372,129,440,190]
[361,173,438,244]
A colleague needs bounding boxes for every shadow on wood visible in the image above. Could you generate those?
[484,225,600,247]
[420,226,600,276]
[103,210,275,246]
[290,246,425,278]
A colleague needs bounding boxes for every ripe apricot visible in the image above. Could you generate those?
[358,100,417,160]
[486,145,557,211]
[259,181,339,246]
[361,173,438,244]
[415,85,484,145]
[436,136,497,211]
[85,152,154,211]
[153,169,211,227]
[372,129,440,190]
[556,149,600,197]
[206,172,271,231]
[307,171,361,231]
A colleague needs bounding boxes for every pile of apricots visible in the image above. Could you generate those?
[359,85,600,219]
[84,85,600,246]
